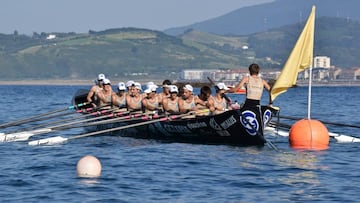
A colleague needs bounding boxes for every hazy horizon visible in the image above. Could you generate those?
[0,0,274,35]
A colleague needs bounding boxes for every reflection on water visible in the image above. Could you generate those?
[269,151,330,201]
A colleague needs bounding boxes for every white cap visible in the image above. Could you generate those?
[103,78,111,85]
[217,82,229,90]
[118,82,126,90]
[146,81,158,89]
[126,80,135,87]
[134,82,142,91]
[97,73,106,80]
[183,84,193,92]
[169,85,178,93]
[146,81,155,87]
[144,84,158,94]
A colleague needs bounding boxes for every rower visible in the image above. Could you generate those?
[162,85,180,114]
[87,73,105,107]
[208,82,230,115]
[178,84,207,114]
[112,82,127,109]
[195,85,212,116]
[97,78,114,107]
[159,79,172,100]
[142,84,162,113]
[126,82,143,112]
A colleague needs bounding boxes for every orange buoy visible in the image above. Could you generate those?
[76,155,102,178]
[289,119,329,150]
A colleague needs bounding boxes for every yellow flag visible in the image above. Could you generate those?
[270,6,315,102]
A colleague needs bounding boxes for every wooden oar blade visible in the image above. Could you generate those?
[28,136,68,146]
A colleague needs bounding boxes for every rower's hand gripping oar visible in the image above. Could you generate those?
[0,102,90,129]
[29,110,207,146]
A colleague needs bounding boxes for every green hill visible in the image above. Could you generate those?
[0,17,359,80]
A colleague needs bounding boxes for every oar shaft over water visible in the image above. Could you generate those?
[268,121,360,143]
[28,111,205,146]
[278,115,360,128]
[0,102,89,128]
[0,109,131,142]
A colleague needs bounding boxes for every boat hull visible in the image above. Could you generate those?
[73,89,276,146]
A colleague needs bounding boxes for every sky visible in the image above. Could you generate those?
[0,0,274,35]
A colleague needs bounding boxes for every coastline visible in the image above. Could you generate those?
[0,79,360,87]
[0,80,91,86]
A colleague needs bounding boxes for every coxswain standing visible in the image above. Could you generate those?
[87,73,106,107]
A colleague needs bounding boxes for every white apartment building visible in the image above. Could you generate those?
[314,56,331,68]
[180,69,215,80]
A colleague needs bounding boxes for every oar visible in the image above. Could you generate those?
[0,102,90,129]
[2,108,118,135]
[278,115,360,129]
[0,110,131,142]
[29,112,196,146]
[268,121,360,143]
[0,105,112,137]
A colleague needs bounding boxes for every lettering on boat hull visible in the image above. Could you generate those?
[187,122,207,129]
[220,115,237,130]
[209,118,222,131]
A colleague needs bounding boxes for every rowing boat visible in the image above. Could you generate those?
[72,89,277,146]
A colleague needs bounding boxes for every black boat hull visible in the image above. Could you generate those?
[73,89,276,146]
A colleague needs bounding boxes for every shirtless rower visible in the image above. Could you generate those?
[126,82,143,112]
[162,85,180,114]
[178,84,207,113]
[142,84,162,113]
[87,73,106,107]
[112,82,127,109]
[208,83,230,115]
[97,78,115,107]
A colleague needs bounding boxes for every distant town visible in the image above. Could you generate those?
[179,56,360,86]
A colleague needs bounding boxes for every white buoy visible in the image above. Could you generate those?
[76,155,102,178]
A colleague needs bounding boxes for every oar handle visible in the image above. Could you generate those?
[68,102,90,110]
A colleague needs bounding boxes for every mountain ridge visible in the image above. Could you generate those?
[165,0,360,36]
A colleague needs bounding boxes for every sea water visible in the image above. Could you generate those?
[0,85,359,202]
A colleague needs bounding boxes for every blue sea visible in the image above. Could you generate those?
[0,85,359,202]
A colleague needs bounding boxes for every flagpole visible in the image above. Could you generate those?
[307,65,313,119]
